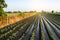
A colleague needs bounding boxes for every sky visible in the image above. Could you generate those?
[4,0,60,12]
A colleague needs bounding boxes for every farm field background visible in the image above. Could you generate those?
[0,12,60,40]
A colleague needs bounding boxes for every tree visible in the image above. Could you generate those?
[0,0,7,16]
[52,10,54,13]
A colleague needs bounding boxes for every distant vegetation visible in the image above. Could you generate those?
[0,0,7,16]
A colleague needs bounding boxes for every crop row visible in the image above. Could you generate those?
[0,14,60,40]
